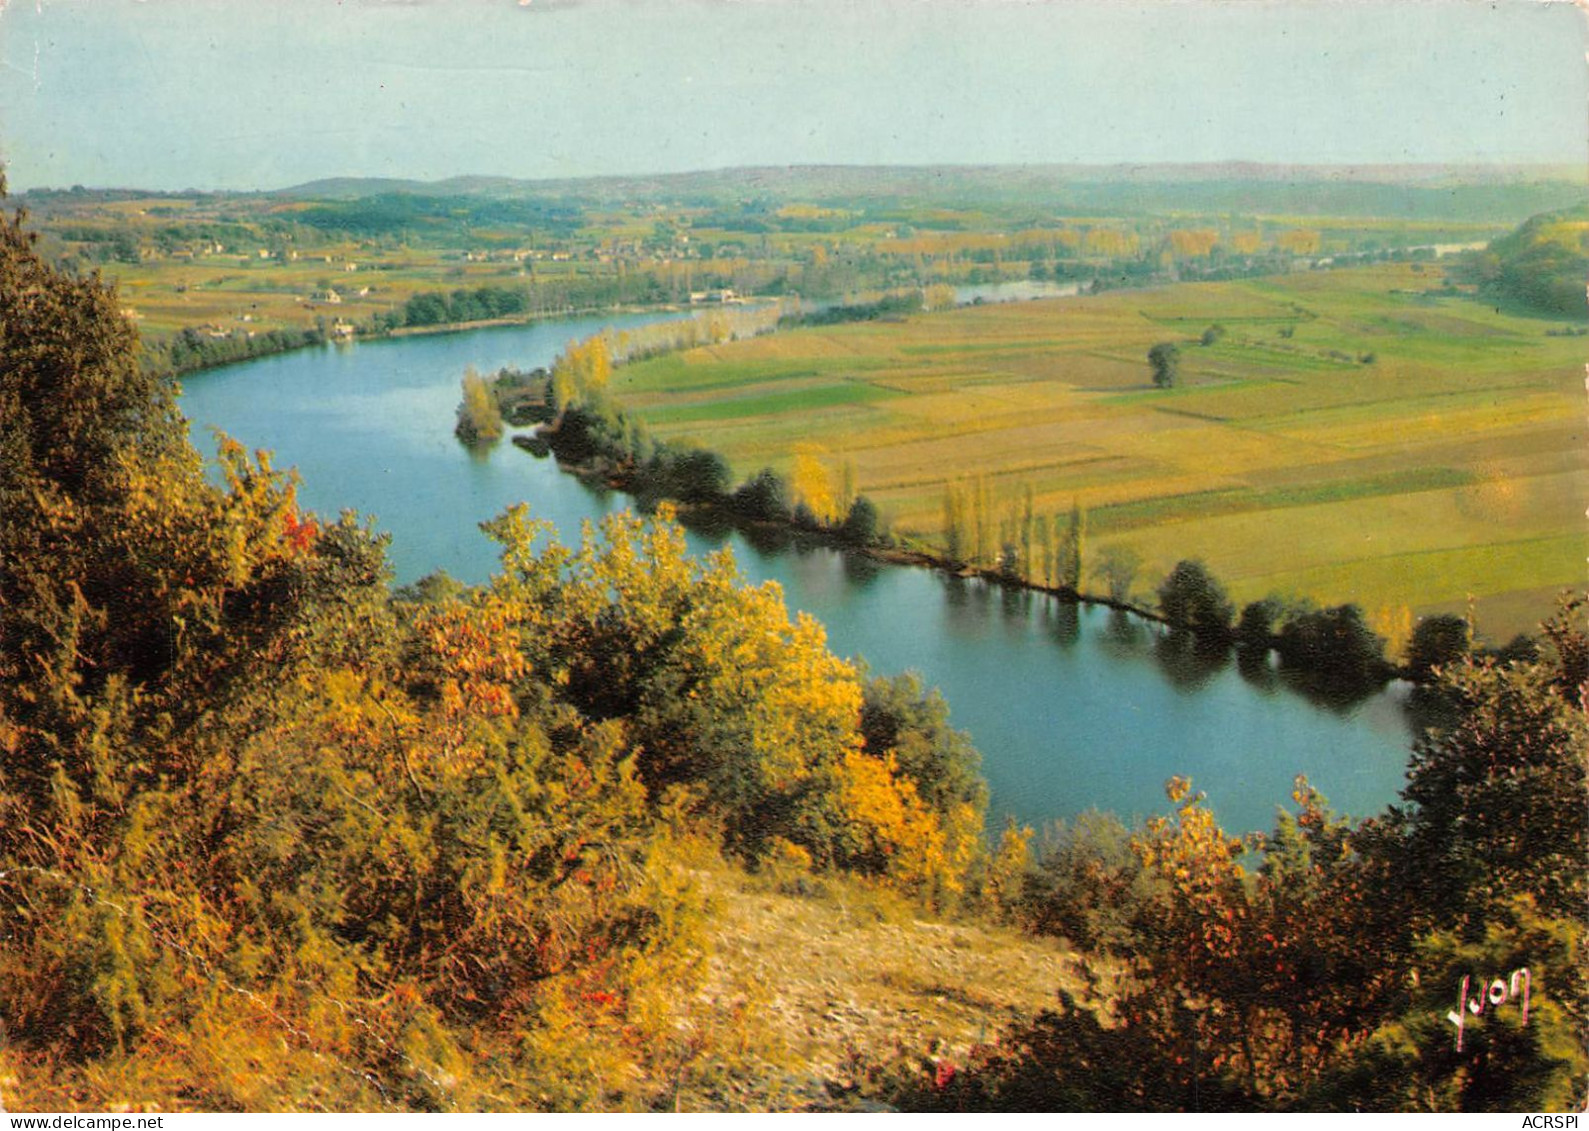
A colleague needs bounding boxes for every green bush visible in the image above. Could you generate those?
[731,467,793,522]
[1156,559,1235,638]
[1405,613,1471,680]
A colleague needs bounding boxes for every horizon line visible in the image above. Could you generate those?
[9,158,1588,197]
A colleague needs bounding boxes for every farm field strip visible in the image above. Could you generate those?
[638,381,898,425]
[1261,389,1576,445]
[1236,533,1584,614]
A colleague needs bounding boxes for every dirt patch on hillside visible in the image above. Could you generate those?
[673,871,1083,1110]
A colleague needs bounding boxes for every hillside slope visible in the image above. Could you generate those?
[1470,203,1589,318]
[676,868,1082,1111]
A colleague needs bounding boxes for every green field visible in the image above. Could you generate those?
[612,264,1587,642]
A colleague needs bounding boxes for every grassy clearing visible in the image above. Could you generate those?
[612,265,1586,641]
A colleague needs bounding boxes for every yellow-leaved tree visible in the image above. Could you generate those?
[791,443,839,525]
[455,365,504,444]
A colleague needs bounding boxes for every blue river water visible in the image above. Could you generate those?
[179,315,1419,835]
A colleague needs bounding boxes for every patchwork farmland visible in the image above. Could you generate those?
[612,264,1587,641]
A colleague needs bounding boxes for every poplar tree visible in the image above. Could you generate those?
[1056,500,1087,592]
[1020,482,1036,581]
[943,482,968,565]
[840,456,858,513]
[1036,503,1054,587]
[973,474,992,568]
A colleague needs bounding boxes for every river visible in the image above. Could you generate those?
[178,312,1419,835]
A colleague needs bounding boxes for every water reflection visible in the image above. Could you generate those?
[840,550,885,588]
[674,506,736,542]
[999,583,1031,621]
[1047,599,1081,649]
[1152,629,1232,694]
[1274,664,1388,717]
[1235,646,1282,695]
[1402,682,1460,740]
[738,520,795,558]
[1100,608,1148,656]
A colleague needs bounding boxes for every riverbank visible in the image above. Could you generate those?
[154,284,1031,383]
[445,292,1516,695]
[531,430,1419,698]
[380,301,695,340]
[531,414,1161,619]
[151,301,700,381]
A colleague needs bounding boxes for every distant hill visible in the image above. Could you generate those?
[1471,203,1589,318]
[274,163,1589,222]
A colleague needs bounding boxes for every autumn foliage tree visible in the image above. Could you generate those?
[550,333,611,412]
[454,366,505,445]
[790,443,839,526]
[474,506,985,892]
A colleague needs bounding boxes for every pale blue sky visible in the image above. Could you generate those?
[1,0,1584,191]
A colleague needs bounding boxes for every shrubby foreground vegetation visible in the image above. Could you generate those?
[0,194,989,1109]
[2,192,1584,1111]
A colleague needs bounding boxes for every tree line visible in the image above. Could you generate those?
[142,323,331,378]
[934,474,1491,689]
